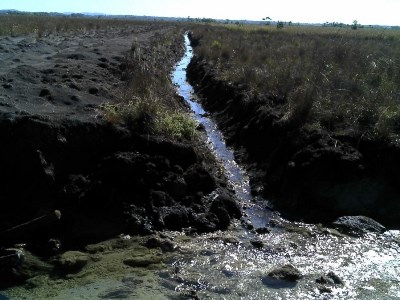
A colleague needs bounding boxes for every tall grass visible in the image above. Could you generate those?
[101,26,198,140]
[190,24,400,142]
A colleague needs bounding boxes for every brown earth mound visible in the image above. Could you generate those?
[187,55,400,226]
[0,24,241,262]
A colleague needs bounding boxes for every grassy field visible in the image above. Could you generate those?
[0,14,153,37]
[189,24,400,142]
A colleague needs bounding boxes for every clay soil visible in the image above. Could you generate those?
[187,46,400,227]
[0,22,241,288]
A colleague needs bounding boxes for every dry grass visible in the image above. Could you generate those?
[190,24,400,142]
[100,25,198,140]
[0,14,151,37]
[0,14,196,140]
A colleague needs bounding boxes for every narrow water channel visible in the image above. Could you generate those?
[167,33,400,299]
[172,33,271,229]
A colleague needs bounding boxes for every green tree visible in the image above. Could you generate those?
[262,16,271,25]
[351,20,358,30]
[276,21,284,29]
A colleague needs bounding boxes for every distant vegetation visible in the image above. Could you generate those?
[189,24,400,142]
[0,14,154,36]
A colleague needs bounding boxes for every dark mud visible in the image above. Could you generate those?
[187,49,400,226]
[0,26,240,288]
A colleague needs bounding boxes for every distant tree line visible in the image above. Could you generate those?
[187,16,216,23]
[323,20,364,29]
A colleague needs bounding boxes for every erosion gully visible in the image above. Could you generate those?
[2,33,400,300]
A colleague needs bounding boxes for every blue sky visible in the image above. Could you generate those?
[1,0,399,26]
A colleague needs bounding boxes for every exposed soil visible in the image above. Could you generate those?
[0,25,241,288]
[187,53,400,227]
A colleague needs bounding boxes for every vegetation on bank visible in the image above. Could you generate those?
[101,26,198,140]
[189,24,400,142]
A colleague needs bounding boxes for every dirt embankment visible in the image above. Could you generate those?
[187,54,400,227]
[0,24,241,287]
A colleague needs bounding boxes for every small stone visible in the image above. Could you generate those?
[88,87,99,95]
[221,236,239,245]
[316,276,330,284]
[256,227,271,234]
[327,272,344,285]
[221,264,235,277]
[123,254,162,268]
[56,251,89,272]
[145,236,176,252]
[85,244,108,254]
[0,248,24,267]
[2,83,13,89]
[266,264,303,282]
[318,285,332,293]
[39,88,51,97]
[316,272,344,286]
[250,239,264,249]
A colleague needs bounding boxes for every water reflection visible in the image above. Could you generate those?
[169,32,400,300]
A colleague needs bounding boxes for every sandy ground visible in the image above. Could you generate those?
[0,25,170,120]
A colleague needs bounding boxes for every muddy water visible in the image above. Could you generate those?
[2,33,400,300]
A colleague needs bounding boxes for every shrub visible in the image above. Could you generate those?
[101,100,197,140]
[156,112,198,140]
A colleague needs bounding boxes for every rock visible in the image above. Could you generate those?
[327,272,344,285]
[221,236,239,245]
[144,236,176,252]
[250,239,264,249]
[88,87,98,94]
[316,272,344,286]
[2,83,13,89]
[184,164,216,193]
[256,227,271,234]
[331,216,386,236]
[318,285,332,293]
[85,244,109,254]
[192,213,218,233]
[123,254,162,268]
[158,207,190,231]
[266,264,303,282]
[39,88,51,97]
[210,192,241,229]
[56,251,89,272]
[222,264,236,277]
[210,205,231,229]
[168,176,187,198]
[0,248,24,268]
[45,238,62,256]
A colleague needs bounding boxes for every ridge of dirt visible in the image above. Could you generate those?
[0,24,242,288]
[187,55,400,227]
